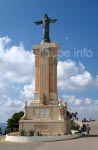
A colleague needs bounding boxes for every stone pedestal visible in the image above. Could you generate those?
[19,42,71,135]
[19,103,70,135]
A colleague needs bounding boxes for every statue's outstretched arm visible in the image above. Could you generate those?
[34,20,43,25]
[49,19,57,23]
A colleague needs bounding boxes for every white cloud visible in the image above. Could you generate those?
[0,36,35,122]
[96,75,98,86]
[21,81,34,101]
[0,36,35,89]
[85,98,91,105]
[70,71,93,87]
[62,95,82,106]
[0,36,11,55]
[57,60,94,90]
[0,96,24,122]
[62,95,98,120]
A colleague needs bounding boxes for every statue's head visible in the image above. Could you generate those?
[44,14,48,18]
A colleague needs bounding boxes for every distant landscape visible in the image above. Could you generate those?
[0,123,7,130]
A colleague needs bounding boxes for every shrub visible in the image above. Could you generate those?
[20,129,27,136]
[37,131,42,136]
[64,133,68,135]
[71,121,80,130]
[29,130,34,136]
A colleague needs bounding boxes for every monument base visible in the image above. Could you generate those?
[19,102,71,136]
[19,120,70,136]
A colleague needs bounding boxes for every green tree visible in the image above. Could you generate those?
[72,112,78,120]
[66,111,73,119]
[66,111,78,120]
[66,111,79,131]
[7,111,24,130]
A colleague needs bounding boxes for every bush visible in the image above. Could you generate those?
[37,131,42,136]
[29,130,34,136]
[64,133,68,135]
[20,129,27,136]
[7,111,24,129]
[71,121,80,130]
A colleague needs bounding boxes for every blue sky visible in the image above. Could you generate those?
[0,0,98,122]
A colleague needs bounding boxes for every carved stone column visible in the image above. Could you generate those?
[31,43,59,105]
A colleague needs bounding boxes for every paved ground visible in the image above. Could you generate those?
[0,121,98,150]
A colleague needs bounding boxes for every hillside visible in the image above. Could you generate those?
[0,123,7,129]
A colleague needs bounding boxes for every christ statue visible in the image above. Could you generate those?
[34,14,57,43]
